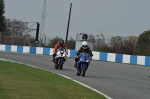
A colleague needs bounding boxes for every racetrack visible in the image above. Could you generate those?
[0,51,150,99]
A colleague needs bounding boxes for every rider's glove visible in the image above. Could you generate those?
[75,55,79,58]
[66,52,68,55]
[66,52,68,56]
[90,57,92,61]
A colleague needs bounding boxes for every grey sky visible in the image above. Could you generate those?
[4,0,150,40]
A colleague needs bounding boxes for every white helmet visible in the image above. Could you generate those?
[82,41,88,49]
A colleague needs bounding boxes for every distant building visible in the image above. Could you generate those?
[75,33,93,50]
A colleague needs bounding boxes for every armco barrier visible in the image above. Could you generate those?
[0,44,150,66]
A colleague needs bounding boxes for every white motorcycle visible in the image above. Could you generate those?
[54,47,67,70]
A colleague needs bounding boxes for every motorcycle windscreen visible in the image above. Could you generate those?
[59,47,65,51]
[79,52,90,62]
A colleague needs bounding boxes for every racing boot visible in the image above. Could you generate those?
[74,57,78,67]
[52,56,55,62]
[65,58,67,61]
[52,54,56,62]
[74,62,78,68]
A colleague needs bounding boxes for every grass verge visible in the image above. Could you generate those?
[0,60,107,99]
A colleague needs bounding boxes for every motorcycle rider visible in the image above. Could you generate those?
[52,39,68,62]
[74,41,93,67]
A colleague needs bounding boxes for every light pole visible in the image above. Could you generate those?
[43,34,46,47]
[10,28,14,45]
[40,0,47,47]
[97,35,100,47]
[65,3,72,44]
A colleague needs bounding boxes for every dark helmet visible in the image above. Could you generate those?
[59,39,64,46]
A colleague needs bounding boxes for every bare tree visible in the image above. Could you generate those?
[6,18,32,37]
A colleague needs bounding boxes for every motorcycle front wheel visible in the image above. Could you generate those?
[59,58,64,70]
[81,63,87,77]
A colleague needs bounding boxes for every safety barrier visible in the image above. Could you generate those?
[0,44,150,66]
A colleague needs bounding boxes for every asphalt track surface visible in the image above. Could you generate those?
[0,51,150,99]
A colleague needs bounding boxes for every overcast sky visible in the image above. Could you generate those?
[4,0,150,40]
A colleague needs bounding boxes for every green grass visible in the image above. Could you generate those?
[0,60,107,99]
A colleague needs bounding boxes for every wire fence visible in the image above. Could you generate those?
[3,19,147,55]
[2,19,148,55]
[0,35,142,55]
[92,39,138,55]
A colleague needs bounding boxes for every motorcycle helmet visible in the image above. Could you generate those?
[82,41,88,49]
[59,39,64,46]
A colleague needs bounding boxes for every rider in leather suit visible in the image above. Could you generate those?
[52,39,68,62]
[74,41,93,67]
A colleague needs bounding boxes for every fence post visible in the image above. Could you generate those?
[133,39,136,54]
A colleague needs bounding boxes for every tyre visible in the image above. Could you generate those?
[59,58,64,70]
[81,63,87,77]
